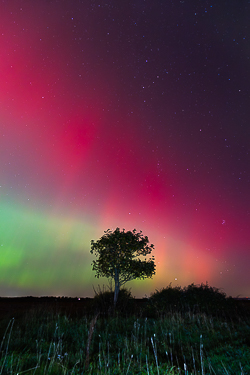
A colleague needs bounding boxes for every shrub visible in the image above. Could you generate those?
[148,282,238,317]
[182,283,235,316]
[93,285,134,315]
[148,283,183,316]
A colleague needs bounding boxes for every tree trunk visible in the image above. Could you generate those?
[114,268,120,308]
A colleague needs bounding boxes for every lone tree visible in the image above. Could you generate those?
[90,227,156,307]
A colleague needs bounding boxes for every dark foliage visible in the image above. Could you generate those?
[92,285,135,316]
[147,282,239,318]
[90,227,156,307]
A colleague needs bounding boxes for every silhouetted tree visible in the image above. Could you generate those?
[90,227,156,307]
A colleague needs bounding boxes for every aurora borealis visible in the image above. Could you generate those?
[0,1,249,298]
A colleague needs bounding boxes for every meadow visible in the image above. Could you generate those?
[0,284,249,375]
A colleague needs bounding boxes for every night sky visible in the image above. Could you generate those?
[0,0,249,298]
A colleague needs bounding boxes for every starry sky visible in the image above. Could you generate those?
[0,0,249,298]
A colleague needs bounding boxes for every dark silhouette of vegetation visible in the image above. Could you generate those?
[0,290,249,374]
[93,285,135,316]
[90,227,156,308]
[148,282,239,318]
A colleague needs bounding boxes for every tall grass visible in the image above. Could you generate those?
[0,284,249,374]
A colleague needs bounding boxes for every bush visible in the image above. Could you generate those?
[148,283,183,316]
[182,283,236,316]
[93,285,135,315]
[148,282,238,317]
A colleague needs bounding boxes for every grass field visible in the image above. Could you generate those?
[0,284,249,374]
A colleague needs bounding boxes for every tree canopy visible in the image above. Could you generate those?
[90,227,156,306]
